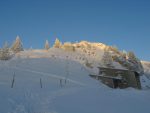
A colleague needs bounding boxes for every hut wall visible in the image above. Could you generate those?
[98,67,141,89]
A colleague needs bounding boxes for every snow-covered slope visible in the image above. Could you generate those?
[0,41,150,113]
[0,56,150,113]
[3,40,143,75]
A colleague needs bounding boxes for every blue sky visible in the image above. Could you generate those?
[0,0,150,61]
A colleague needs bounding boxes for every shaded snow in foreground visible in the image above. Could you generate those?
[0,58,149,113]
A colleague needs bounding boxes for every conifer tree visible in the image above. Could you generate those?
[127,51,137,60]
[53,38,61,48]
[11,36,23,53]
[0,42,11,60]
[44,40,50,50]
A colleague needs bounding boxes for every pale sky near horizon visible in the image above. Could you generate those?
[0,0,150,61]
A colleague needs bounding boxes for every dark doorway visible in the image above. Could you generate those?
[113,79,119,88]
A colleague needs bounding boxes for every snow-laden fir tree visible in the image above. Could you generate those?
[127,51,144,74]
[44,40,50,50]
[127,51,137,60]
[11,36,23,53]
[122,50,127,58]
[0,42,11,60]
[53,38,62,48]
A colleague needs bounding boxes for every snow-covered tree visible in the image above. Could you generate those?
[122,50,127,58]
[108,45,120,54]
[127,51,137,60]
[0,42,12,60]
[127,51,144,74]
[44,40,50,50]
[11,36,23,53]
[53,38,62,48]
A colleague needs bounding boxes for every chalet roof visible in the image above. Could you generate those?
[98,67,137,73]
[98,67,128,71]
[97,67,141,76]
[90,74,122,80]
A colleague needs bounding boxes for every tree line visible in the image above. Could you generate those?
[0,36,63,60]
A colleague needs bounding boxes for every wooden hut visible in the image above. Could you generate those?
[90,67,141,89]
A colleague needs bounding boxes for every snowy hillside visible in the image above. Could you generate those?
[0,40,150,113]
[13,40,143,74]
[0,57,150,113]
[1,39,144,74]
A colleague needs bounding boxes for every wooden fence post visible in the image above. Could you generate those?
[40,78,42,88]
[11,73,15,88]
[60,79,62,87]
